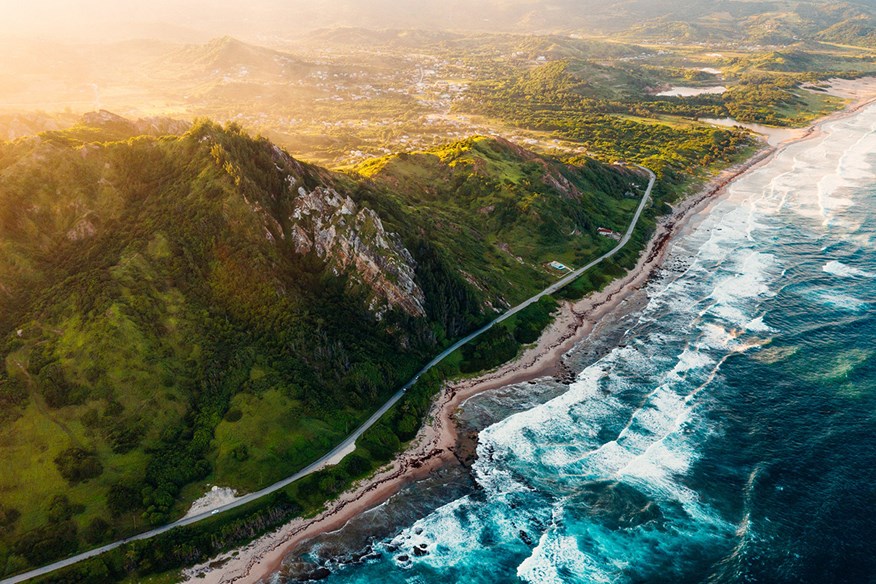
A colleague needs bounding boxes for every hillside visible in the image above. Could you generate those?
[160,36,311,83]
[357,136,647,306]
[0,117,647,576]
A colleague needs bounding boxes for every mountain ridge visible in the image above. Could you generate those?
[0,114,651,575]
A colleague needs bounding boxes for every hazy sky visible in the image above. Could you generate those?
[0,0,486,42]
[0,0,593,43]
[3,1,259,41]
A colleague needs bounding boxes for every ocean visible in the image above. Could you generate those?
[275,103,876,583]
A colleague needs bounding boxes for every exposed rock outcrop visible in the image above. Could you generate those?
[286,183,426,318]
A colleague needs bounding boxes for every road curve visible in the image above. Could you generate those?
[3,167,656,584]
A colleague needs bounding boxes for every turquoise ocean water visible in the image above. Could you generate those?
[277,103,876,583]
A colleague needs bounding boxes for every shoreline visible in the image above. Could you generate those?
[184,81,876,584]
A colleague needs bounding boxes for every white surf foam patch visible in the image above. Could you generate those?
[709,251,776,306]
[823,260,875,279]
[383,491,542,571]
[745,315,774,332]
[672,347,715,375]
[809,290,869,312]
[699,323,743,350]
[519,529,613,584]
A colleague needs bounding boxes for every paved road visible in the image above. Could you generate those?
[3,167,656,584]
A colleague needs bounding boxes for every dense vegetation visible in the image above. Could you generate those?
[0,117,652,578]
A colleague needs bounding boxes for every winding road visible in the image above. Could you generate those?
[2,167,656,584]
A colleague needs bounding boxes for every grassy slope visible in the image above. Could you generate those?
[356,136,646,309]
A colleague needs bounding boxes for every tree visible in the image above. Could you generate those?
[107,483,141,518]
[54,447,104,484]
[47,494,75,522]
[83,517,112,544]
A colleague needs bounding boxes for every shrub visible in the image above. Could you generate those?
[83,517,112,545]
[360,423,400,461]
[107,483,141,518]
[47,494,75,522]
[54,447,104,484]
[14,520,78,565]
[513,296,558,344]
[460,326,518,374]
[342,453,372,477]
[0,504,20,535]
[224,408,243,422]
[37,362,87,408]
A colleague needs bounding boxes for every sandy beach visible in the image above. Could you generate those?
[183,77,876,584]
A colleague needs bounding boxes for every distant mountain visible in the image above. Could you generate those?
[0,115,644,573]
[5,0,874,48]
[222,0,876,47]
[160,36,311,82]
[399,0,873,46]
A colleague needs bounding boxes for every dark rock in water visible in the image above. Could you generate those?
[351,546,375,563]
[385,544,399,553]
[304,567,332,581]
[397,554,410,563]
[519,530,533,546]
[454,430,480,467]
[413,546,429,557]
[282,561,332,582]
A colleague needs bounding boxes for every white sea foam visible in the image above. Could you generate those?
[519,530,611,584]
[708,251,775,306]
[745,315,774,332]
[385,486,555,575]
[699,323,741,350]
[823,260,875,278]
[809,290,868,312]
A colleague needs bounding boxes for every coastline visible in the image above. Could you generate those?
[184,79,876,584]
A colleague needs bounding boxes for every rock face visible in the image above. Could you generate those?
[248,147,426,319]
[65,217,97,241]
[287,183,426,318]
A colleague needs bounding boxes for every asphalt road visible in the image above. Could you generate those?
[3,166,656,584]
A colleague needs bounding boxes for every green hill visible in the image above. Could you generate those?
[0,117,646,576]
[357,136,647,305]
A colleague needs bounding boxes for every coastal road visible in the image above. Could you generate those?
[2,166,656,584]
